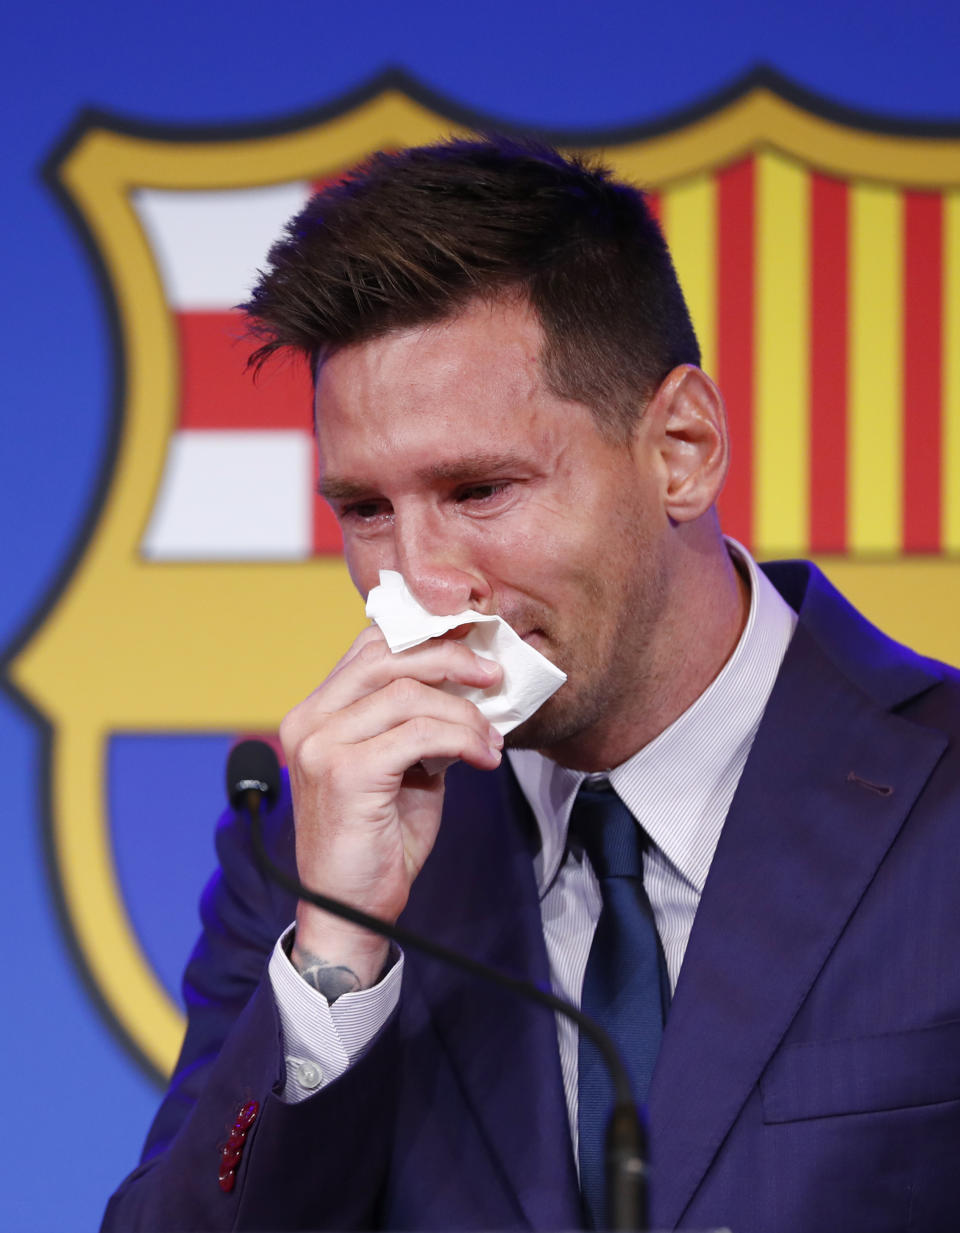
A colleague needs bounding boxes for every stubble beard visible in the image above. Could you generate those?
[505,674,624,756]
[504,555,670,767]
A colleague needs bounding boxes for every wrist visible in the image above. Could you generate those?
[291,903,392,994]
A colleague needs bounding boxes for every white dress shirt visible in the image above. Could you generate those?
[268,540,797,1135]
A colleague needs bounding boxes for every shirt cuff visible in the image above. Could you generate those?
[268,924,404,1103]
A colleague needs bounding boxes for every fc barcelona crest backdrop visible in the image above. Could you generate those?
[4,7,960,1228]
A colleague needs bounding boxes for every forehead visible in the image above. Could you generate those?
[313,298,588,473]
[316,298,543,412]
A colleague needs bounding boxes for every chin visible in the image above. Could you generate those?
[504,694,585,753]
[504,661,626,762]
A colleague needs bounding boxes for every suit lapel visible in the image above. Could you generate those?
[647,616,947,1229]
[403,763,582,1230]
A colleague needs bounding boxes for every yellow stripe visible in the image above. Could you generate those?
[944,192,960,552]
[753,151,810,555]
[661,175,717,378]
[848,184,904,554]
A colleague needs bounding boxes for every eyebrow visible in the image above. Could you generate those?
[420,452,530,483]
[318,452,531,501]
[317,477,375,501]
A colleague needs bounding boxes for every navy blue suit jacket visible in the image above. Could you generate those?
[104,562,960,1231]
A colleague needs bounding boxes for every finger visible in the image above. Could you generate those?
[322,675,504,750]
[291,635,502,728]
[361,715,504,783]
[289,715,500,850]
[358,636,502,693]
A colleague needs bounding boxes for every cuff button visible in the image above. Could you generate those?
[296,1061,323,1090]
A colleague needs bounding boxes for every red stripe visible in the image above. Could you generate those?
[809,174,849,553]
[902,192,943,552]
[646,192,661,224]
[177,311,313,430]
[714,159,754,547]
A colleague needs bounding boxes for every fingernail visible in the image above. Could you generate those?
[488,745,503,764]
[478,657,499,679]
[488,727,504,748]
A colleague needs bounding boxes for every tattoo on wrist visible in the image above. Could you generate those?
[291,945,361,1003]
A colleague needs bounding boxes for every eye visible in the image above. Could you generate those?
[339,498,392,523]
[455,482,511,505]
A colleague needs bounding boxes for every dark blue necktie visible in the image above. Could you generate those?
[571,782,668,1229]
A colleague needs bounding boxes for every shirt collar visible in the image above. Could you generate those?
[507,539,797,897]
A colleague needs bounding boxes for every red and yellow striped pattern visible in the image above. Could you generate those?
[660,153,959,558]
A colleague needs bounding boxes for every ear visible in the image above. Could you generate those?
[636,365,730,523]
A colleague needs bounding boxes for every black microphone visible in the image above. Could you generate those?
[227,738,282,810]
[226,738,649,1231]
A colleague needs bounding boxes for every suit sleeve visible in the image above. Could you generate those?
[101,788,400,1232]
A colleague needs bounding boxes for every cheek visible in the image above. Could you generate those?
[491,516,601,604]
[497,500,586,568]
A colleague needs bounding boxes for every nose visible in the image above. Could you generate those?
[393,512,492,616]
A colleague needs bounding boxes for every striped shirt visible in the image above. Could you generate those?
[269,540,797,1138]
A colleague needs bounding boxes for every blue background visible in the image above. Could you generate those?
[4,2,960,1228]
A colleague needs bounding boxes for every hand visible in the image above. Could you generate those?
[279,625,504,994]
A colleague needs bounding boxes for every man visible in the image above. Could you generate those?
[104,138,960,1232]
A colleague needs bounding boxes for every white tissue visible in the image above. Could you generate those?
[365,571,567,744]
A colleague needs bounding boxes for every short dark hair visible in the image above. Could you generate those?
[243,135,700,439]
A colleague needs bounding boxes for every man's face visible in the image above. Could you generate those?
[315,297,675,767]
